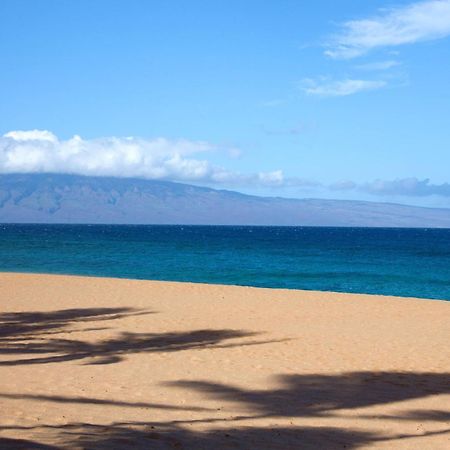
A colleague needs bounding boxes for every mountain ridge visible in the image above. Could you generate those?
[1,173,449,227]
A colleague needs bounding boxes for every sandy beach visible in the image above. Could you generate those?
[0,273,449,449]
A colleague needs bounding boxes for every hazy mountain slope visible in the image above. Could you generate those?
[0,173,449,227]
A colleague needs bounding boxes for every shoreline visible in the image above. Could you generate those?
[1,272,449,449]
[1,270,449,303]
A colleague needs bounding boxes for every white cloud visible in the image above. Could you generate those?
[325,0,450,59]
[0,130,292,189]
[258,170,284,186]
[8,132,448,200]
[0,131,212,180]
[4,129,58,142]
[301,78,386,97]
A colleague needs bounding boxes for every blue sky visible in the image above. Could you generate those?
[1,0,450,206]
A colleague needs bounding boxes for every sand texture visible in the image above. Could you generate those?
[0,273,449,449]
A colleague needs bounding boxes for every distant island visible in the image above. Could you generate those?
[1,173,450,227]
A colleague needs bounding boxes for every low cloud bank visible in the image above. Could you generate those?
[2,131,449,199]
[331,178,450,197]
[0,130,285,188]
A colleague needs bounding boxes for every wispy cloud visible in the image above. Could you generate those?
[325,0,450,59]
[300,78,386,97]
[355,60,401,71]
[260,99,286,107]
[262,121,313,136]
[329,180,357,191]
[362,178,450,197]
[331,177,450,197]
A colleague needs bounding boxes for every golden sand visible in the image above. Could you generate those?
[0,273,449,449]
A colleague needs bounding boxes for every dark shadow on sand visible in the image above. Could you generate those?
[0,436,59,449]
[0,423,377,450]
[1,418,449,450]
[0,392,212,412]
[1,371,449,449]
[0,307,280,365]
[169,371,450,418]
[1,309,449,448]
[0,307,152,341]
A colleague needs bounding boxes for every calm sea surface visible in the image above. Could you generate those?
[1,224,449,300]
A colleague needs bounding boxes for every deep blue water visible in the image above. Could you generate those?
[1,224,449,300]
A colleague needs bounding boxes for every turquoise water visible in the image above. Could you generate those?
[1,224,449,300]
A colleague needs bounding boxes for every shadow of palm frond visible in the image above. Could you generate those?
[0,422,378,450]
[360,409,450,423]
[2,420,448,450]
[0,392,211,412]
[1,371,449,448]
[0,305,272,365]
[0,305,283,365]
[0,436,58,449]
[0,307,152,340]
[169,371,450,418]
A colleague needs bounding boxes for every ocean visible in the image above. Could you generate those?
[1,224,449,300]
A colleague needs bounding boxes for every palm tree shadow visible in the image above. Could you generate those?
[0,422,379,450]
[169,371,450,418]
[0,307,152,341]
[1,370,449,448]
[2,309,449,448]
[0,307,280,366]
[0,436,58,449]
[1,419,449,450]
